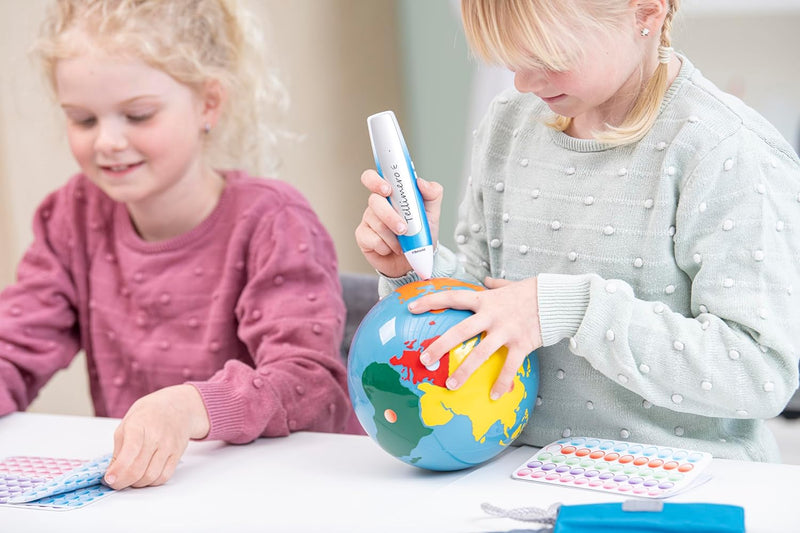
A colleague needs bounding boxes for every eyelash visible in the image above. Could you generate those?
[72,114,154,128]
[127,113,153,123]
[74,117,96,128]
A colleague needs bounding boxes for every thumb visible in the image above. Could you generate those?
[416,177,443,244]
[105,426,125,484]
[417,177,443,204]
[484,276,512,289]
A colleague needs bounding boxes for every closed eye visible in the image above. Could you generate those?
[72,116,97,128]
[127,113,154,123]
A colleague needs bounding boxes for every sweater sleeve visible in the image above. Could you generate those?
[542,133,800,420]
[189,200,349,443]
[0,188,81,415]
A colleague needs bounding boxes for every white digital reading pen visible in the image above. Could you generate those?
[367,110,434,280]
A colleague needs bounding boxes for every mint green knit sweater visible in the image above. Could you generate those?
[381,56,800,461]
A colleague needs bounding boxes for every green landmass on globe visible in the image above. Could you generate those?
[362,362,432,460]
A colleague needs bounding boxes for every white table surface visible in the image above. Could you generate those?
[1,412,799,532]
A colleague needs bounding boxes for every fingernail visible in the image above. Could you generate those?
[104,474,116,485]
[381,184,391,195]
[408,302,416,311]
[446,377,458,390]
[419,352,429,365]
[397,223,407,234]
[490,391,501,401]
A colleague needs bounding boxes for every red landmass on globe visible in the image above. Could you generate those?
[389,336,450,387]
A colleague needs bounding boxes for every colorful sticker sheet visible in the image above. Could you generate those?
[0,454,114,510]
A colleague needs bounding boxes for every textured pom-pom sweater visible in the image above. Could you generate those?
[0,170,351,443]
[381,56,800,461]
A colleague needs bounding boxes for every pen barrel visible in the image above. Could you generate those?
[368,111,432,250]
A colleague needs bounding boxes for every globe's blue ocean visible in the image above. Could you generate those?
[348,278,539,471]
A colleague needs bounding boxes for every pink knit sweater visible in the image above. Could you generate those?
[0,170,352,442]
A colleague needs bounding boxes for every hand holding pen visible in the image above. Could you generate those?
[356,168,443,279]
[356,110,442,279]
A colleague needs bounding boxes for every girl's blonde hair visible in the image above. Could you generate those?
[34,0,287,174]
[461,0,680,146]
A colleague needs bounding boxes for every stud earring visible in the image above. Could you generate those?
[203,123,211,134]
[640,28,650,37]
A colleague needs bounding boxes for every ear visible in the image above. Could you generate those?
[198,79,226,130]
[632,0,668,35]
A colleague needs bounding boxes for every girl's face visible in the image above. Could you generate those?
[512,27,647,131]
[55,50,211,209]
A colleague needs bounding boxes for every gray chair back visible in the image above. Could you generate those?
[339,272,380,361]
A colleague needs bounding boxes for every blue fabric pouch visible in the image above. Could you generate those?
[553,500,745,533]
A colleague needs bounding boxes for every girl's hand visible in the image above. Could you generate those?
[103,384,210,490]
[354,169,443,278]
[409,277,542,400]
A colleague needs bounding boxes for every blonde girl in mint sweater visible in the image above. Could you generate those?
[355,0,800,461]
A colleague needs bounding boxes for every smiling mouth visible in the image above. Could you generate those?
[99,162,143,175]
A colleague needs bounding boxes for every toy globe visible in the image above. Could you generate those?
[347,278,539,471]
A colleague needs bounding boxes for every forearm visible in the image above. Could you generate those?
[190,333,349,443]
[543,272,800,419]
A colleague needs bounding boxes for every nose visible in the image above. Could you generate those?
[513,69,548,94]
[94,119,128,154]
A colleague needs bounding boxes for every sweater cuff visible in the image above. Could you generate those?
[189,381,245,441]
[378,269,419,298]
[377,245,458,298]
[537,273,591,347]
[431,244,458,278]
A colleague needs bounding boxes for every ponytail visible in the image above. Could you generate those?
[594,0,680,145]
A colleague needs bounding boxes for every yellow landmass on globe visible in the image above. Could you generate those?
[418,335,530,444]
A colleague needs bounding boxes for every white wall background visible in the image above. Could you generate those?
[675,4,800,151]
